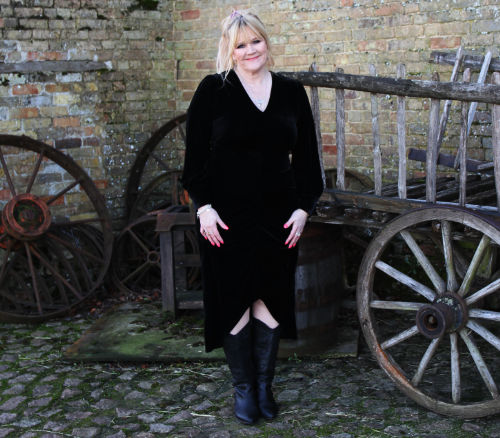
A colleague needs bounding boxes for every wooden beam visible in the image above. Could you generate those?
[0,60,111,73]
[279,71,500,104]
[430,51,500,73]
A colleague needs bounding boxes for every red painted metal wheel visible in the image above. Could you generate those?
[0,135,113,322]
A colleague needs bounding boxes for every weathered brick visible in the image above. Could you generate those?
[430,36,462,49]
[181,10,200,20]
[14,107,39,118]
[55,138,82,149]
[53,117,80,128]
[12,84,40,95]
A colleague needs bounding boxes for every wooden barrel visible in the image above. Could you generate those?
[294,222,343,341]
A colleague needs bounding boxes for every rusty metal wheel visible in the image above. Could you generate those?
[357,206,500,417]
[111,206,200,295]
[125,113,187,220]
[0,135,113,322]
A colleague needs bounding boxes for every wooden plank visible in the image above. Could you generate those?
[279,71,500,104]
[369,64,382,196]
[437,46,463,153]
[493,72,500,210]
[309,63,326,188]
[426,72,441,203]
[159,232,176,315]
[319,189,500,218]
[408,147,491,173]
[397,63,407,199]
[459,68,471,206]
[467,52,492,135]
[430,50,500,73]
[0,60,110,73]
[336,67,346,191]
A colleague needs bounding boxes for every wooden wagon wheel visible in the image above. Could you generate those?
[111,207,200,295]
[357,206,500,417]
[0,135,113,322]
[125,113,187,221]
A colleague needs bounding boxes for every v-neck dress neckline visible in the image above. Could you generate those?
[232,70,274,113]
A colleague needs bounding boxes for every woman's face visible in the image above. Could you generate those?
[232,28,268,74]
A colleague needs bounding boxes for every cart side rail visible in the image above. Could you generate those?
[280,63,500,215]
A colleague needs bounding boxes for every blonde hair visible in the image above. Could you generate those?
[216,10,274,77]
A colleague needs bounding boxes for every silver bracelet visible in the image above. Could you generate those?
[196,204,212,218]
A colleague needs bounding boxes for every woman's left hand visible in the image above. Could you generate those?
[284,209,308,248]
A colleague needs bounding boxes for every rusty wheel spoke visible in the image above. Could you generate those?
[126,228,152,254]
[0,146,16,197]
[26,150,44,194]
[24,242,43,315]
[28,244,83,301]
[47,232,104,264]
[120,261,152,284]
[46,179,80,206]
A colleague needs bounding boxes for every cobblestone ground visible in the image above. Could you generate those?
[1,310,500,438]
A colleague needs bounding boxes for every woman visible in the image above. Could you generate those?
[182,10,323,425]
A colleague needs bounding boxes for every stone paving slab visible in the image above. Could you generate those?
[1,310,500,437]
[64,303,358,363]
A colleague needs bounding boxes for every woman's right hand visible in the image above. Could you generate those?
[198,205,228,247]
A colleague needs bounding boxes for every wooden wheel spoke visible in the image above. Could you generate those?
[127,229,152,254]
[458,235,491,297]
[450,333,461,404]
[466,320,500,352]
[375,260,436,301]
[370,300,424,311]
[400,230,445,294]
[28,244,83,300]
[176,121,186,143]
[465,277,500,306]
[120,261,151,284]
[46,179,80,205]
[47,232,104,263]
[381,325,419,350]
[469,309,500,322]
[24,243,43,314]
[441,220,458,292]
[411,337,441,386]
[151,152,170,172]
[459,329,499,399]
[0,147,16,197]
[26,151,44,194]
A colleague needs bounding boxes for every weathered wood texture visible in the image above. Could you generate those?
[493,72,500,210]
[309,63,326,188]
[426,73,440,203]
[369,64,382,196]
[397,63,407,199]
[430,51,500,73]
[280,71,500,104]
[467,52,492,135]
[437,46,463,153]
[459,69,471,207]
[0,61,110,73]
[335,68,346,191]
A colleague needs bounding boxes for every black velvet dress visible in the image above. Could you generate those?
[181,70,324,352]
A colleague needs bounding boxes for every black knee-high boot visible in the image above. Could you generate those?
[223,321,259,425]
[252,318,280,419]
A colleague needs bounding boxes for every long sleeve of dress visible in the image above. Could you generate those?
[181,75,215,207]
[292,82,324,215]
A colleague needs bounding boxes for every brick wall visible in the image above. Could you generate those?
[1,0,499,224]
[173,0,500,184]
[0,0,176,222]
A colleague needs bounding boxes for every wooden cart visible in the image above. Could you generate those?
[281,51,500,418]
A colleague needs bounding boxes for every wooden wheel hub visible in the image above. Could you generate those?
[416,293,467,339]
[1,193,52,240]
